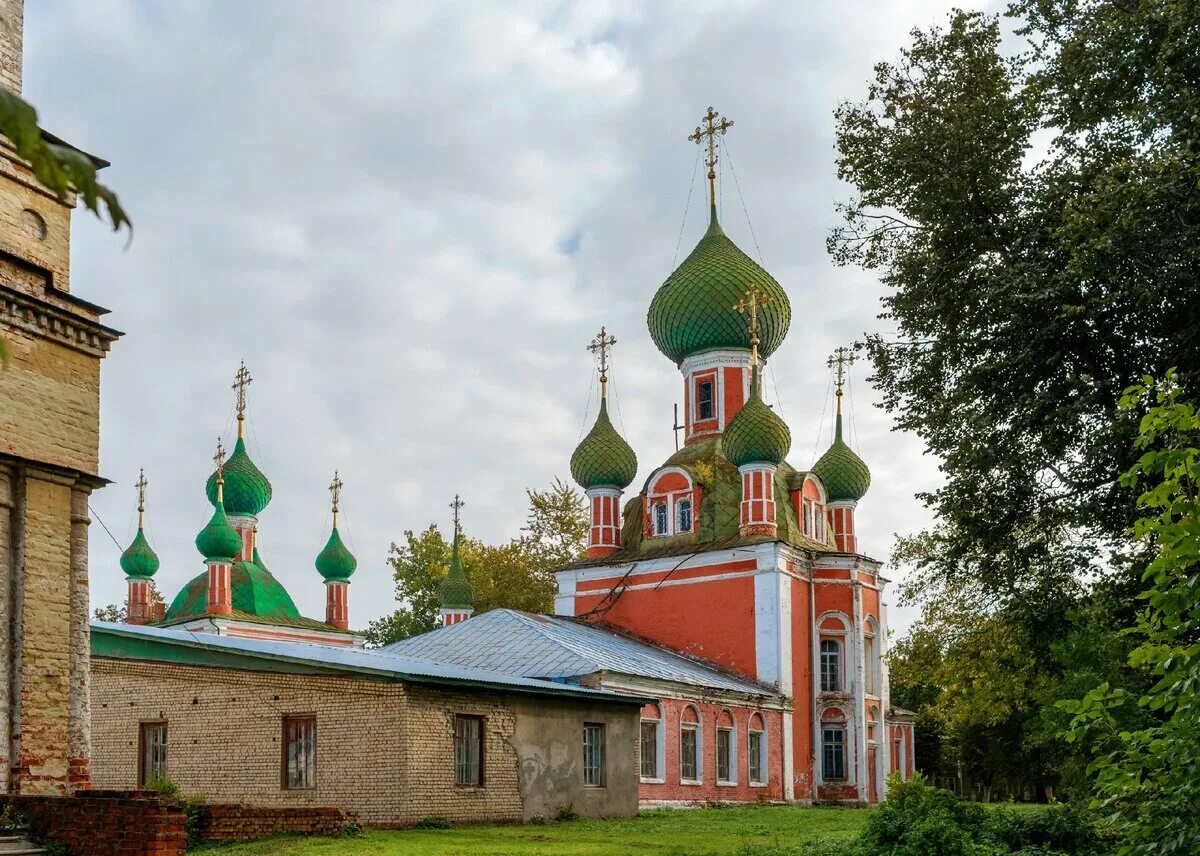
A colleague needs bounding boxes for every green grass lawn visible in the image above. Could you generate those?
[197,806,872,856]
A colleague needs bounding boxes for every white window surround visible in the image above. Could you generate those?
[864,618,879,697]
[640,713,666,784]
[647,468,696,538]
[680,349,755,438]
[748,718,768,787]
[716,715,738,786]
[679,706,703,785]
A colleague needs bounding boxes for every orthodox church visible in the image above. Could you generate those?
[390,108,915,805]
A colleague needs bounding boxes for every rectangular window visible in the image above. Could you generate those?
[654,502,669,535]
[583,723,605,787]
[454,714,484,786]
[283,716,316,789]
[139,721,168,786]
[716,728,733,783]
[640,721,659,779]
[822,727,846,781]
[697,380,715,420]
[748,729,764,784]
[820,639,842,692]
[680,725,699,781]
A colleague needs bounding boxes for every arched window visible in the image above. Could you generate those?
[716,709,736,784]
[820,639,842,692]
[676,498,693,533]
[864,618,878,696]
[680,705,702,783]
[654,502,668,535]
[640,703,663,781]
[748,713,767,786]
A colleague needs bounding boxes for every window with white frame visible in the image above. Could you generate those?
[748,714,766,785]
[640,703,664,781]
[822,726,846,781]
[716,715,736,784]
[820,639,842,692]
[653,502,669,535]
[696,378,715,420]
[680,708,701,782]
[676,498,693,533]
[865,622,878,696]
[583,723,605,787]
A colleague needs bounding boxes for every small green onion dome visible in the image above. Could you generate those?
[722,366,791,468]
[195,502,241,562]
[647,206,791,366]
[315,526,357,582]
[812,410,871,502]
[120,527,160,579]
[439,535,474,610]
[205,437,272,517]
[570,398,638,490]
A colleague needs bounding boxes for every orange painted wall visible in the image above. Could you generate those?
[790,576,814,800]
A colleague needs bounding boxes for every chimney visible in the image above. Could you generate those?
[0,0,22,95]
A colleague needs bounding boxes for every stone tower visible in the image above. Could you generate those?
[0,0,121,794]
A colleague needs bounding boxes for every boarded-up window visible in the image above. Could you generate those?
[454,714,483,786]
[139,722,168,786]
[583,723,605,787]
[283,716,316,789]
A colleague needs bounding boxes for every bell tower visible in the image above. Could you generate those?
[0,0,121,794]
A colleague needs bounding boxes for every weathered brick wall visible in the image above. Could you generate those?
[0,790,186,856]
[199,804,346,841]
[0,0,22,95]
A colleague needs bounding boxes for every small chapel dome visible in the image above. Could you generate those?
[120,527,160,579]
[722,367,791,468]
[439,534,474,610]
[205,437,272,517]
[315,527,357,582]
[570,398,638,491]
[812,412,871,503]
[647,207,791,366]
[194,502,242,562]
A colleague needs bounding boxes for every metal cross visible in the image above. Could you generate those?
[135,467,148,526]
[734,283,770,365]
[688,106,733,205]
[673,403,685,452]
[449,494,464,535]
[232,361,253,431]
[213,437,225,483]
[328,470,344,518]
[827,346,856,396]
[587,326,617,388]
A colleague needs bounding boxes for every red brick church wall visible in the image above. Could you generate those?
[0,790,186,856]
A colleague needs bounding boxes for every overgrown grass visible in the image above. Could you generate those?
[192,805,871,856]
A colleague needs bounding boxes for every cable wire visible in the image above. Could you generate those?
[721,137,765,265]
[671,145,703,269]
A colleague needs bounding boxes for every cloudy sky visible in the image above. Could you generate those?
[27,0,996,638]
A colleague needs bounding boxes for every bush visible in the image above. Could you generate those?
[414,816,454,829]
[141,777,209,847]
[983,804,1106,854]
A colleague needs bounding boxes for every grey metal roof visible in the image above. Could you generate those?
[384,609,781,698]
[90,621,649,705]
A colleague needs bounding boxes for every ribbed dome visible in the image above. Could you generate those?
[205,437,272,517]
[439,535,474,610]
[195,503,241,562]
[812,411,871,502]
[164,560,302,622]
[647,207,791,366]
[570,398,638,490]
[722,367,791,468]
[315,527,357,582]
[120,527,160,579]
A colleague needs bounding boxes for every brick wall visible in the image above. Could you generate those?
[199,804,346,841]
[0,790,186,856]
[0,0,21,95]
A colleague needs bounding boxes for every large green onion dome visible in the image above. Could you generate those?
[570,398,638,490]
[647,206,791,366]
[315,526,357,582]
[120,528,160,579]
[205,437,272,517]
[439,534,474,610]
[812,409,871,502]
[722,367,791,468]
[194,502,241,562]
[164,560,303,622]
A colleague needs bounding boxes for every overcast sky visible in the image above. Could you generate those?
[28,0,996,639]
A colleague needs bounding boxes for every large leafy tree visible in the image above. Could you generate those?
[831,1,1200,605]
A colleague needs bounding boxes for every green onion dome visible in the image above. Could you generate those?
[194,502,241,562]
[205,437,272,517]
[722,366,791,468]
[812,410,871,502]
[570,398,638,490]
[439,535,474,610]
[315,526,357,582]
[164,560,302,622]
[120,527,160,579]
[647,207,791,366]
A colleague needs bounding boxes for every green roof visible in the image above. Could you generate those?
[439,534,474,610]
[721,366,791,467]
[647,206,791,366]
[194,503,241,562]
[205,437,272,517]
[812,410,871,502]
[163,560,303,623]
[315,526,357,581]
[570,398,638,490]
[120,527,160,579]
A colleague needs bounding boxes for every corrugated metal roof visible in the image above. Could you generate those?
[384,609,781,698]
[90,621,648,704]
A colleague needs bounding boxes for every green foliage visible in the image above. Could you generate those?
[0,88,129,232]
[142,777,209,847]
[93,580,166,623]
[413,816,454,830]
[42,845,71,856]
[1061,373,1200,854]
[0,803,25,830]
[365,479,585,646]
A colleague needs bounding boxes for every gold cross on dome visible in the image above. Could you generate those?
[232,361,253,435]
[587,326,617,391]
[734,283,770,365]
[135,467,148,526]
[213,437,226,487]
[328,470,344,524]
[688,106,733,205]
[827,346,856,397]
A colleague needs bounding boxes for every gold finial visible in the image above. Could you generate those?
[450,494,464,538]
[213,437,226,503]
[827,346,856,413]
[135,468,148,529]
[688,106,734,207]
[329,470,344,528]
[587,326,618,397]
[232,360,253,437]
[734,283,770,367]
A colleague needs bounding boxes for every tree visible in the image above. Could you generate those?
[93,581,165,623]
[364,480,586,647]
[831,2,1200,606]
